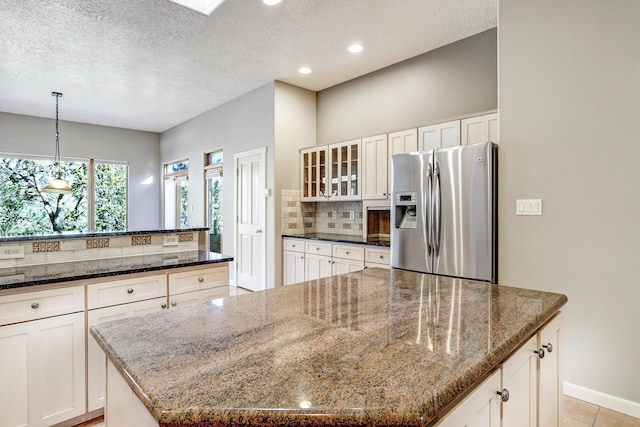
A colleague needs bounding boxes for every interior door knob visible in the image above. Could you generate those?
[256,228,263,234]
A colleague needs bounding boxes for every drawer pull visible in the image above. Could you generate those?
[346,251,350,255]
[379,255,384,259]
[198,277,204,283]
[127,288,134,294]
[171,301,178,307]
[161,303,168,309]
[316,247,320,251]
[31,302,39,309]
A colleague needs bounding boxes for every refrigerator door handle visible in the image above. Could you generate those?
[433,162,441,257]
[426,163,433,257]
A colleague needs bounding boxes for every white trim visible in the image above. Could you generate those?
[564,382,640,419]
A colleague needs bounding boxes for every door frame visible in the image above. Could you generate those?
[233,147,267,290]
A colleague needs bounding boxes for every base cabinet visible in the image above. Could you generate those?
[537,313,563,427]
[283,250,305,285]
[0,312,86,427]
[106,360,158,427]
[501,336,538,427]
[435,370,501,427]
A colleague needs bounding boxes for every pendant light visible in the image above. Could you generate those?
[41,91,72,194]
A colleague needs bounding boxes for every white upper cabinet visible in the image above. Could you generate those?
[362,134,388,200]
[388,128,418,156]
[328,139,361,201]
[461,112,499,145]
[418,120,461,151]
[300,146,329,201]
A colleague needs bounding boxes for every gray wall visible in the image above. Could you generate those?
[274,82,317,286]
[160,82,276,286]
[0,112,161,230]
[499,0,640,412]
[316,28,497,144]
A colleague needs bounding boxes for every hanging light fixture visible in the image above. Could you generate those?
[41,91,72,194]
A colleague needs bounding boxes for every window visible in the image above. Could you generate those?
[204,150,223,252]
[164,159,189,229]
[0,156,128,235]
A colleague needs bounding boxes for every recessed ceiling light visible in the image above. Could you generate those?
[348,43,363,53]
[263,0,282,5]
[298,67,312,74]
[169,0,227,16]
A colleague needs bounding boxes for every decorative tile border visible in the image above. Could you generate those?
[132,235,152,246]
[86,238,110,249]
[33,241,60,253]
[178,233,194,242]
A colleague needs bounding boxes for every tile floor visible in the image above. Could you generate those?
[76,397,639,426]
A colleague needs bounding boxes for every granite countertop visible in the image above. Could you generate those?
[283,233,390,247]
[0,251,233,291]
[91,268,567,427]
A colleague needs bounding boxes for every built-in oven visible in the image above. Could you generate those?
[363,200,391,245]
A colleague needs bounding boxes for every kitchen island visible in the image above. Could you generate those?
[91,268,567,426]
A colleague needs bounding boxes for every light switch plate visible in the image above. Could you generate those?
[0,246,25,259]
[516,199,543,216]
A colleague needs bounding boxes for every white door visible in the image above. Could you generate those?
[235,148,266,292]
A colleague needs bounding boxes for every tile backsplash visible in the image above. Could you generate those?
[281,190,363,236]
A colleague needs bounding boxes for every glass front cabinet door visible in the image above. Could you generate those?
[300,140,361,202]
[300,146,328,201]
[329,139,361,201]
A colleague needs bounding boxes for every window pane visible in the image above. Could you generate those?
[207,176,223,252]
[207,151,223,165]
[95,163,127,231]
[178,179,189,228]
[0,158,87,235]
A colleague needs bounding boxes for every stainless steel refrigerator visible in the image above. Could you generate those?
[390,142,497,283]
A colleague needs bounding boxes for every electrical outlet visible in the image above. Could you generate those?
[0,246,25,259]
[349,211,355,220]
[163,236,179,246]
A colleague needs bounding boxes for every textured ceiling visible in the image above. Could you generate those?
[0,0,497,133]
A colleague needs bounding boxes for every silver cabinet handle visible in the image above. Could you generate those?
[161,303,167,309]
[256,228,263,234]
[198,277,204,283]
[31,302,39,309]
[497,389,510,402]
[300,256,304,259]
[171,301,177,307]
[379,255,384,259]
[127,288,134,294]
[535,348,545,359]
[346,251,350,255]
[543,343,553,353]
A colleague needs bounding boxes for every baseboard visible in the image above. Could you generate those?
[564,382,640,419]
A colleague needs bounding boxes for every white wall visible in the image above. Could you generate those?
[316,28,497,144]
[160,82,276,285]
[499,0,640,415]
[0,112,161,230]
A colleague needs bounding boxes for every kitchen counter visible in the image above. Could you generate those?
[0,250,232,291]
[282,233,390,247]
[91,268,567,426]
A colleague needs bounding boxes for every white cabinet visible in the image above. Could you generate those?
[300,145,329,201]
[106,360,159,427]
[87,297,166,412]
[461,112,499,145]
[537,313,563,427]
[328,139,361,200]
[87,273,166,309]
[283,238,305,286]
[418,120,461,151]
[388,128,418,157]
[362,134,388,200]
[305,252,333,280]
[332,244,364,275]
[364,246,391,269]
[0,311,85,427]
[500,336,538,427]
[301,140,361,202]
[434,370,501,427]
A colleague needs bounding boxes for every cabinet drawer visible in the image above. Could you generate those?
[333,244,364,261]
[283,238,305,253]
[305,241,332,257]
[365,247,390,265]
[87,274,167,309]
[168,265,229,296]
[0,285,85,326]
[169,287,228,308]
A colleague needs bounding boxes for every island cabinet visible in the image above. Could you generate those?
[0,285,86,427]
[87,274,168,412]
